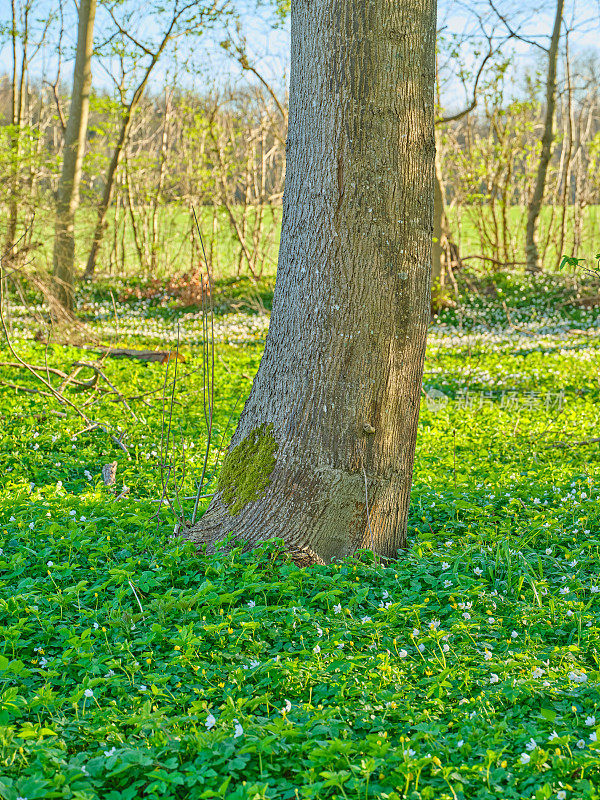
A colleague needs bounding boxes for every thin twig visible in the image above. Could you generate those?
[191,207,216,525]
[0,266,130,458]
[128,580,146,619]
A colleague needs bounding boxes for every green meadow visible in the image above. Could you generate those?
[1,274,600,799]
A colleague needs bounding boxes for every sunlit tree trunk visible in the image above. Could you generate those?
[53,0,96,310]
[4,0,29,255]
[83,13,183,281]
[525,0,564,273]
[188,0,436,563]
[431,143,450,310]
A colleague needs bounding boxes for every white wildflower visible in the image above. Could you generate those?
[568,671,588,683]
[205,713,216,730]
[532,668,544,678]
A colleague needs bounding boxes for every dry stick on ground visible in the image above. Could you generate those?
[72,361,138,421]
[549,437,600,449]
[0,267,130,458]
[0,379,54,398]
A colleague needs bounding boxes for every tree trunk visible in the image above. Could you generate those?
[53,0,96,311]
[188,0,436,563]
[525,0,564,273]
[83,14,181,281]
[431,139,455,311]
[4,0,28,255]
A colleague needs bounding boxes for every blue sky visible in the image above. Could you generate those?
[0,0,598,112]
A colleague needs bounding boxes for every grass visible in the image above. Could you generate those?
[18,201,600,285]
[446,205,600,272]
[22,204,281,284]
[1,273,600,799]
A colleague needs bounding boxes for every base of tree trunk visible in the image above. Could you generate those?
[185,454,411,565]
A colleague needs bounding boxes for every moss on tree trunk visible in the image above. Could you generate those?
[217,424,278,515]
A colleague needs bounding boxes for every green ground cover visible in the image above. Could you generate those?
[1,275,600,799]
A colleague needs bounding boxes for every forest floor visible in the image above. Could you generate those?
[1,271,600,799]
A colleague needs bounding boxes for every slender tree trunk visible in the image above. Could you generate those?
[525,0,564,273]
[558,45,573,270]
[83,101,137,280]
[188,0,436,563]
[52,0,96,310]
[431,135,453,310]
[151,90,172,274]
[83,19,179,280]
[5,0,28,255]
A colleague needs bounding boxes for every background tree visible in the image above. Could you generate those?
[524,0,564,273]
[82,0,219,282]
[491,0,565,273]
[432,26,498,308]
[188,0,437,563]
[53,0,96,310]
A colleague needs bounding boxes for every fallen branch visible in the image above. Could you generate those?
[549,437,600,449]
[460,254,528,267]
[85,347,186,364]
[0,273,131,459]
[72,361,138,421]
[0,379,54,398]
[0,360,100,393]
[557,296,600,308]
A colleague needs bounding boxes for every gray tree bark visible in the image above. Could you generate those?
[525,0,564,273]
[52,0,96,310]
[188,0,436,563]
